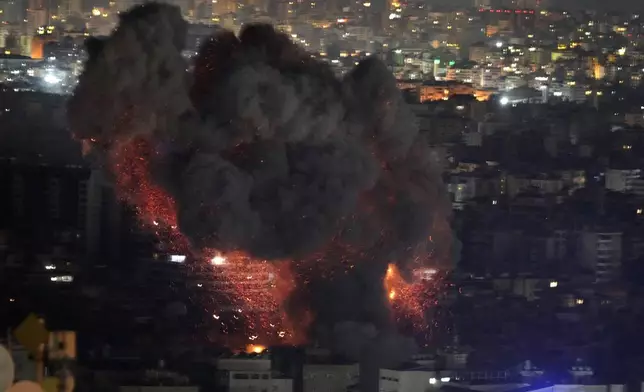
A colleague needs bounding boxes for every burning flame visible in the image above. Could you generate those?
[384,263,438,330]
[384,264,402,303]
[95,137,439,347]
[103,136,303,346]
[246,344,266,354]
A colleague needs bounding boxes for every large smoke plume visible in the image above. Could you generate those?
[68,2,450,382]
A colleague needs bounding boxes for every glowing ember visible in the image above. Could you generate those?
[93,120,441,350]
[103,136,302,348]
[384,263,439,330]
[108,137,189,251]
[202,250,303,345]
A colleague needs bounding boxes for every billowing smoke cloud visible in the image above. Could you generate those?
[68,2,450,381]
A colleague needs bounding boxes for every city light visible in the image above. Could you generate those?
[28,5,643,379]
[43,73,61,85]
[170,255,186,263]
[50,276,73,283]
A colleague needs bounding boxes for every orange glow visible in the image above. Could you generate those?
[110,138,180,227]
[246,344,266,354]
[31,37,45,59]
[86,125,443,348]
[90,135,305,346]
[386,265,394,278]
[203,250,305,345]
[384,263,438,330]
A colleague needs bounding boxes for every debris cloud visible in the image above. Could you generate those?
[68,2,450,363]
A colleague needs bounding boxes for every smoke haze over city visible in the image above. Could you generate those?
[3,0,644,389]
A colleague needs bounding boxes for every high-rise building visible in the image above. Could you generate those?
[28,0,45,10]
[0,91,95,283]
[26,9,47,34]
[245,0,266,12]
[57,0,83,20]
[578,229,623,283]
[0,157,93,291]
[1,0,25,23]
[212,0,236,16]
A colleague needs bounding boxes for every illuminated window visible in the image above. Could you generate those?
[170,255,186,263]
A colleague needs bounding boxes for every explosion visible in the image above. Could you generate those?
[68,3,450,365]
[245,344,267,354]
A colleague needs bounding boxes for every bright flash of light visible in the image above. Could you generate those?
[211,254,226,265]
[246,344,266,354]
[389,290,396,300]
[43,73,61,84]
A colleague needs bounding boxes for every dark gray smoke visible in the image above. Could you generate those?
[68,3,450,386]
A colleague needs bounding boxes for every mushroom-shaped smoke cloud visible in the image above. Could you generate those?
[68,2,450,381]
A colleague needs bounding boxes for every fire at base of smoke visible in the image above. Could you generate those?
[67,2,451,369]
